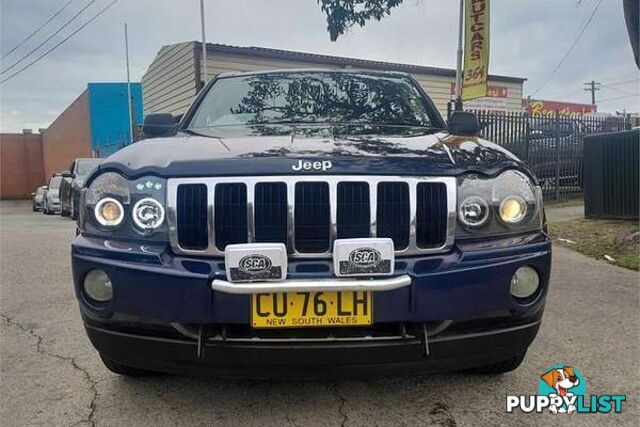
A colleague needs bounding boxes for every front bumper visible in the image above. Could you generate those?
[85,319,540,378]
[72,232,551,375]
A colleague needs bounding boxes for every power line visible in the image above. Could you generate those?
[597,94,638,104]
[1,0,77,59]
[604,78,640,87]
[0,0,98,75]
[530,0,604,97]
[0,0,120,85]
[601,84,639,96]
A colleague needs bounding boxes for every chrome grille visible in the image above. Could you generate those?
[376,182,410,250]
[214,183,247,250]
[167,176,456,258]
[294,182,331,253]
[337,182,370,239]
[254,182,288,243]
[176,184,208,250]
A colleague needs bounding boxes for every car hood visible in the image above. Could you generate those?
[47,189,60,197]
[97,125,529,180]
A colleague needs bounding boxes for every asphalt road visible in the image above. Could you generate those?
[1,200,638,426]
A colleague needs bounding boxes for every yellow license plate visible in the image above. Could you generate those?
[251,291,372,328]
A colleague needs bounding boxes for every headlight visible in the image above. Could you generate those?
[459,196,490,228]
[81,172,167,239]
[457,170,542,237]
[500,196,527,224]
[95,197,124,226]
[132,198,165,230]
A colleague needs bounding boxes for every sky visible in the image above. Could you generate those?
[0,0,638,132]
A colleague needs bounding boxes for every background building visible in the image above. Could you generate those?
[1,82,142,199]
[42,82,143,178]
[142,42,526,118]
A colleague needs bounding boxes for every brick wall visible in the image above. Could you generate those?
[42,90,92,178]
[0,133,45,199]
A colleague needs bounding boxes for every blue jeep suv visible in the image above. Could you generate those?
[72,70,551,377]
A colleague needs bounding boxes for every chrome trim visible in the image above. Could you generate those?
[246,182,256,243]
[167,176,457,258]
[211,274,412,294]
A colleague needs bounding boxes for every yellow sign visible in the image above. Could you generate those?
[462,0,490,101]
[251,291,372,328]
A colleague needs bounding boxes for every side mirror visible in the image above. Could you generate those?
[143,113,177,138]
[447,111,480,136]
[61,170,73,177]
[31,192,35,197]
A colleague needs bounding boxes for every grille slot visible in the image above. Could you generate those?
[337,182,370,239]
[416,182,448,248]
[214,183,247,250]
[176,184,208,250]
[294,182,330,253]
[168,176,454,258]
[376,182,410,250]
[255,182,288,243]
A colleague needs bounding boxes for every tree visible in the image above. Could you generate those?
[317,0,404,41]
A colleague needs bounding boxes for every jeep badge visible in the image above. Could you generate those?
[291,160,333,172]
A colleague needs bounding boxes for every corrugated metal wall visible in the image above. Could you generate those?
[141,42,198,116]
[584,129,639,219]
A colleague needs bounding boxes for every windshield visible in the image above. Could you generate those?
[49,176,62,189]
[187,72,439,132]
[76,159,101,175]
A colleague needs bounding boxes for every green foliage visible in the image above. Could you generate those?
[317,0,404,41]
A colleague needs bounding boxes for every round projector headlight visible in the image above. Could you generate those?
[510,266,540,299]
[84,269,113,302]
[94,198,124,226]
[132,198,165,230]
[459,196,490,228]
[500,196,527,224]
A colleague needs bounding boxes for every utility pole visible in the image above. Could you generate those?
[200,0,208,86]
[124,23,133,145]
[584,80,601,106]
[454,0,464,111]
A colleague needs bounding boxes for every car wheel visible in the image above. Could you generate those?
[61,205,69,217]
[465,352,526,374]
[32,205,37,212]
[99,355,159,377]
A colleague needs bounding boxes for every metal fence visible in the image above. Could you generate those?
[467,110,632,199]
[584,129,639,219]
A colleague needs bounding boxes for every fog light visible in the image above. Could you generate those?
[510,266,540,299]
[95,198,123,226]
[500,196,527,224]
[132,198,165,230]
[84,269,113,302]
